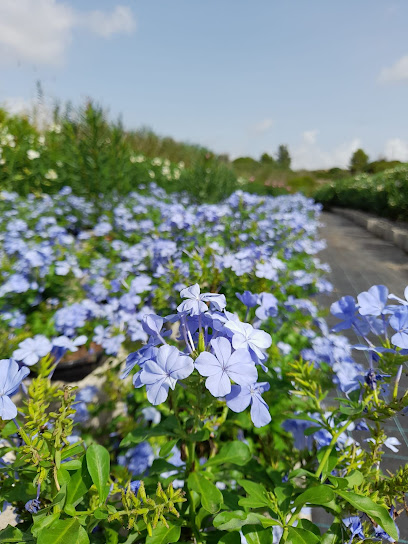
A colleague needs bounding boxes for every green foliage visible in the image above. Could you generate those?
[314,164,408,220]
[349,148,369,173]
[0,102,238,203]
[276,144,291,170]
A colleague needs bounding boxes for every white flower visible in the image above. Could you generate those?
[45,169,58,181]
[149,170,155,178]
[27,149,40,160]
[384,437,401,453]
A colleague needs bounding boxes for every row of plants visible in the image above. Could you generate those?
[314,165,408,221]
[0,185,407,542]
[0,103,242,204]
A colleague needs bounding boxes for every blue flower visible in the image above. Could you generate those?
[330,296,357,331]
[130,480,142,495]
[255,293,279,321]
[195,337,257,397]
[118,442,154,475]
[13,335,52,366]
[342,516,365,543]
[140,345,194,405]
[357,285,389,316]
[224,320,272,362]
[0,359,30,420]
[389,308,408,349]
[225,382,271,428]
[236,291,259,308]
[25,498,41,514]
[177,284,226,315]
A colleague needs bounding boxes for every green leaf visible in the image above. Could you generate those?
[86,444,110,503]
[287,527,320,544]
[320,522,343,544]
[105,527,119,544]
[187,428,210,442]
[159,439,178,457]
[57,467,71,487]
[294,485,335,507]
[121,416,181,446]
[61,460,82,470]
[66,457,93,507]
[213,511,280,531]
[327,476,347,490]
[61,442,84,460]
[219,533,241,544]
[32,512,60,537]
[206,441,251,467]
[145,524,181,544]
[188,472,223,514]
[0,526,34,543]
[316,447,338,480]
[297,520,321,537]
[345,470,363,488]
[333,489,398,540]
[37,519,89,544]
[242,525,273,544]
[237,480,270,508]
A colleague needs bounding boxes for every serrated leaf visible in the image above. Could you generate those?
[206,441,251,467]
[188,472,223,514]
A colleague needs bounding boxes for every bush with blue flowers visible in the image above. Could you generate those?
[0,185,406,543]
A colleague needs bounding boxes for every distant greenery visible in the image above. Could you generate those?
[0,102,240,203]
[1,101,405,208]
[314,165,408,221]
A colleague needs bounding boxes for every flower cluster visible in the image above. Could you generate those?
[123,284,272,427]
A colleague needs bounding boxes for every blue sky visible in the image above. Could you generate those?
[1,0,408,169]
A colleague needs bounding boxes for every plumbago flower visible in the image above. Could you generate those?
[138,345,194,405]
[13,335,52,366]
[194,337,257,397]
[0,359,30,420]
[123,284,272,427]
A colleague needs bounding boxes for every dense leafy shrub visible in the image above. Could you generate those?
[0,104,238,203]
[314,165,408,220]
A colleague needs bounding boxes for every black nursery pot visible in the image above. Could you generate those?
[52,344,105,382]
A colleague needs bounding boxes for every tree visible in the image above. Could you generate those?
[260,152,276,165]
[276,145,291,169]
[349,148,369,173]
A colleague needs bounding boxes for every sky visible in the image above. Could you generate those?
[1,0,408,170]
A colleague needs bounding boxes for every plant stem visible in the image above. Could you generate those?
[315,420,352,479]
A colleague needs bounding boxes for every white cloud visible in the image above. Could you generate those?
[302,130,318,145]
[292,133,361,170]
[384,138,408,161]
[379,54,408,84]
[251,118,274,135]
[0,1,136,66]
[1,97,32,115]
[82,6,136,38]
